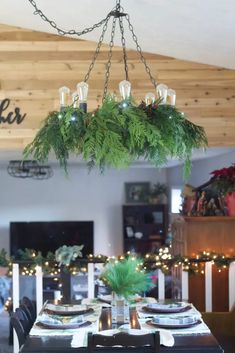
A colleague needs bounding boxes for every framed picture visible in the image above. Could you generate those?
[125,182,150,203]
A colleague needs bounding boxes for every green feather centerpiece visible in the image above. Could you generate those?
[100,257,152,299]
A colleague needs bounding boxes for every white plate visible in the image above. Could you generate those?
[143,302,191,313]
[45,303,93,315]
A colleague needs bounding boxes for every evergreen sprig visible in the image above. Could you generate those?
[23,96,208,179]
[100,257,152,299]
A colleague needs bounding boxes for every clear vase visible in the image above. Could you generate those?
[111,293,129,324]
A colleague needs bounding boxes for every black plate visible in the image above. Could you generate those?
[146,319,202,329]
[36,320,92,330]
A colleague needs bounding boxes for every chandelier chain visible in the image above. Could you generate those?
[103,17,117,101]
[119,16,129,81]
[84,17,110,83]
[125,14,157,89]
[27,0,113,37]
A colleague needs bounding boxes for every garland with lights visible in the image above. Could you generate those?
[2,247,235,277]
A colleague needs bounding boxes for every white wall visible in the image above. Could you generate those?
[0,163,166,256]
[167,151,235,205]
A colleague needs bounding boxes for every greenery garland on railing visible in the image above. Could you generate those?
[1,247,234,277]
[24,97,207,179]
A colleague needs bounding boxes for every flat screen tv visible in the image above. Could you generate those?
[10,221,94,259]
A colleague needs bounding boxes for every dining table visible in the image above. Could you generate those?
[20,298,224,353]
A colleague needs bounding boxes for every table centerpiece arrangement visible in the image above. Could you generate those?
[100,257,152,324]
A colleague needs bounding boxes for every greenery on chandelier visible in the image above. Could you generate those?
[24,96,207,179]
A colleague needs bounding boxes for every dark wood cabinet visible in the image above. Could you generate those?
[123,204,168,255]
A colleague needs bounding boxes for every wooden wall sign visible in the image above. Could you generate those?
[0,98,26,124]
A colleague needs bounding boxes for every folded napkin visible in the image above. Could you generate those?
[71,321,99,347]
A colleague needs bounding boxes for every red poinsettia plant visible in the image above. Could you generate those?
[210,164,235,195]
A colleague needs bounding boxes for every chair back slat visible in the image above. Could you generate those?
[10,311,26,348]
[21,296,36,321]
[88,331,160,353]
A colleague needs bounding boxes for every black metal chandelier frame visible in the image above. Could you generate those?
[28,0,159,102]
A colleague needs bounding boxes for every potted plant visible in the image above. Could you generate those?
[210,164,235,216]
[100,257,151,323]
[55,245,84,302]
[55,245,84,266]
[149,182,168,204]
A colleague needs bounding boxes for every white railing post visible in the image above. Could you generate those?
[182,269,189,301]
[157,269,165,300]
[229,261,235,310]
[205,261,213,312]
[12,263,20,353]
[88,263,94,298]
[35,265,43,314]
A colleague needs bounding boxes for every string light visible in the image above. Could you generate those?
[2,247,234,276]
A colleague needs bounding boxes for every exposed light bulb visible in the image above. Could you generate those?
[76,82,89,102]
[156,83,168,104]
[119,80,131,100]
[72,91,79,108]
[71,92,79,121]
[167,88,176,106]
[76,82,89,113]
[145,92,155,105]
[58,86,70,108]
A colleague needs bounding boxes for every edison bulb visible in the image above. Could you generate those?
[156,83,168,104]
[72,91,79,108]
[145,92,155,105]
[58,86,70,107]
[76,82,89,102]
[119,80,131,100]
[167,88,176,106]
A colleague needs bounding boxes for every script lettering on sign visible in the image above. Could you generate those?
[0,98,26,124]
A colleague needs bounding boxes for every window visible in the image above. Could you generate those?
[171,188,182,213]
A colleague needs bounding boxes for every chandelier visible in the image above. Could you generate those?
[7,160,53,179]
[25,0,207,178]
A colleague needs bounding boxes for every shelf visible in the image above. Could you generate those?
[123,204,167,255]
[184,216,235,222]
[125,238,160,242]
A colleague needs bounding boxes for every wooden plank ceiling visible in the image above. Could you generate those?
[0,23,235,151]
